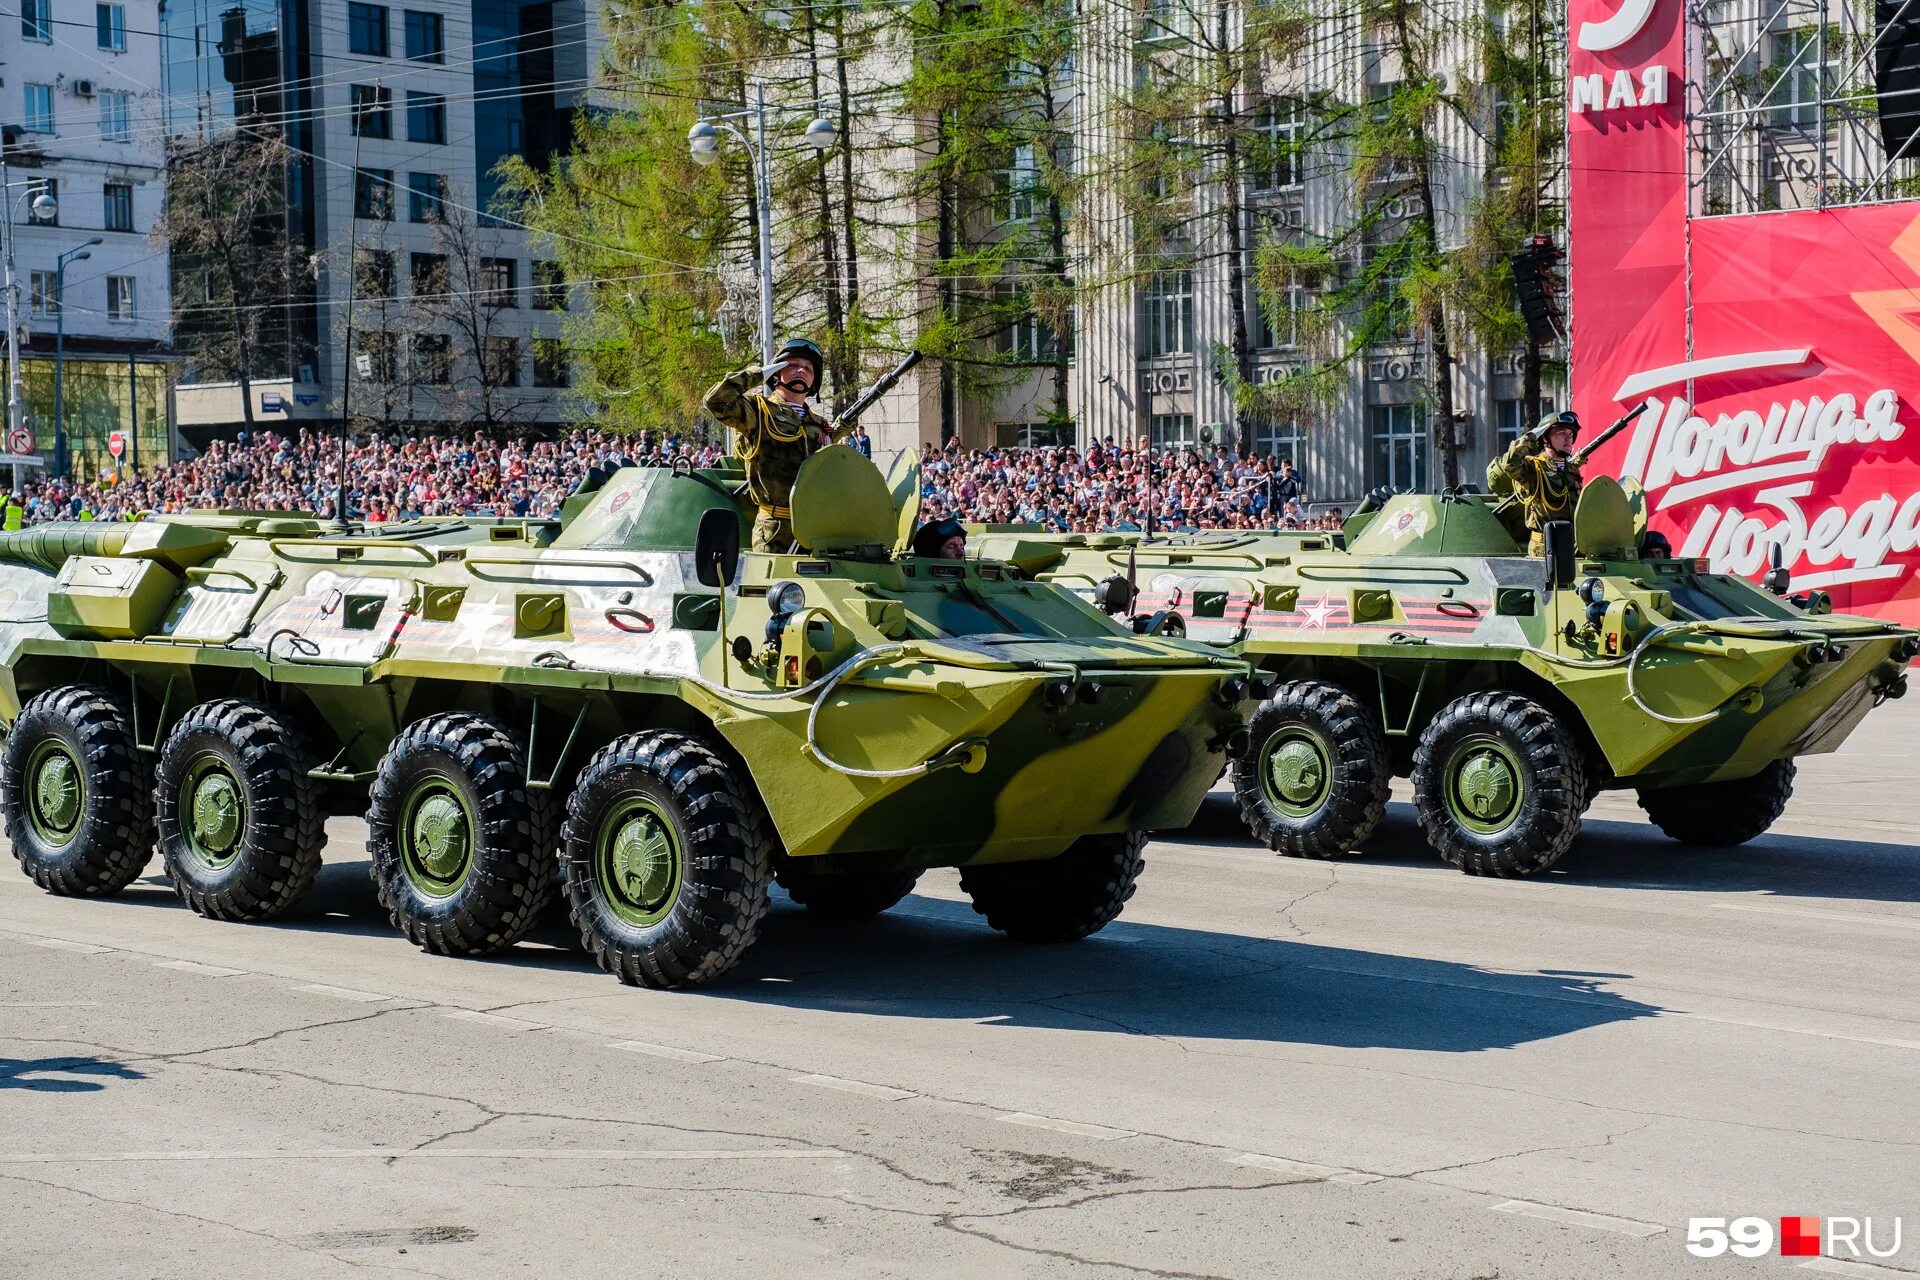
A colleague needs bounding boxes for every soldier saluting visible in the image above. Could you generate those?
[1489,409,1585,555]
[703,337,852,552]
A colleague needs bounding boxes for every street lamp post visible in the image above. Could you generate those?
[52,237,103,483]
[1,161,59,491]
[688,84,841,367]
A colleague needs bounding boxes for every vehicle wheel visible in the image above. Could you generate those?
[155,700,326,920]
[1231,680,1390,858]
[562,730,772,989]
[1,685,153,896]
[1411,692,1586,877]
[1636,759,1795,847]
[959,831,1145,942]
[368,713,556,955]
[775,859,919,919]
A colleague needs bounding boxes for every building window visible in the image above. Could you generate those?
[404,9,443,61]
[1768,27,1840,129]
[531,260,566,309]
[97,3,126,50]
[1252,417,1304,464]
[106,276,136,322]
[533,337,569,388]
[407,172,445,222]
[1250,97,1305,192]
[410,333,450,384]
[351,84,392,138]
[406,92,446,144]
[1252,279,1304,350]
[480,257,517,306]
[993,422,1074,448]
[21,0,51,41]
[356,331,396,382]
[354,248,394,297]
[483,337,521,387]
[29,270,59,316]
[1149,414,1195,447]
[1494,398,1526,452]
[100,91,132,142]
[993,144,1039,223]
[410,252,448,296]
[103,182,133,232]
[348,2,390,55]
[23,84,54,133]
[1369,403,1428,491]
[354,168,394,220]
[1142,271,1194,357]
[1138,0,1193,45]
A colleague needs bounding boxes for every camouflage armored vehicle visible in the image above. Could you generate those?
[975,481,1918,877]
[0,445,1254,987]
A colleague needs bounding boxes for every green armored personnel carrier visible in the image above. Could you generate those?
[975,481,1918,877]
[0,445,1254,987]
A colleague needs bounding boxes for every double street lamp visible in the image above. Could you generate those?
[53,236,104,480]
[687,83,841,367]
[0,167,57,487]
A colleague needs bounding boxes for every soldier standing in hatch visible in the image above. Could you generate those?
[702,337,850,553]
[1488,409,1585,555]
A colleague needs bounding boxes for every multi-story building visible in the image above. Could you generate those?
[163,0,595,438]
[0,0,172,477]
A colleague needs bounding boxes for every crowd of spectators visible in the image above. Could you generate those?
[0,427,1346,533]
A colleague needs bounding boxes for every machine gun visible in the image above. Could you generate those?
[1570,401,1649,466]
[830,350,924,436]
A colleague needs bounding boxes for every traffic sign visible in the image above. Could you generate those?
[6,426,32,455]
[108,431,125,459]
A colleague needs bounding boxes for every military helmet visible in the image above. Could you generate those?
[1538,409,1580,438]
[770,337,825,392]
[912,516,967,559]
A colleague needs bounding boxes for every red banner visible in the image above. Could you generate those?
[1569,0,1920,627]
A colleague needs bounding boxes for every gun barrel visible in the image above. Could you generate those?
[832,351,924,434]
[1573,401,1650,465]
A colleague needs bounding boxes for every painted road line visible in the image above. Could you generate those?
[0,1000,99,1008]
[442,1010,547,1032]
[1229,1152,1379,1184]
[997,1112,1138,1142]
[1713,902,1920,930]
[291,984,393,1004]
[21,937,112,955]
[790,1074,917,1102]
[0,1147,851,1164]
[609,1040,724,1064]
[1490,1200,1667,1238]
[157,960,246,977]
[1801,1258,1911,1276]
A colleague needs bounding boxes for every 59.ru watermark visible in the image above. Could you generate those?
[1686,1217,1902,1261]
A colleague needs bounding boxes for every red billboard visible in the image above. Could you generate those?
[1569,0,1920,628]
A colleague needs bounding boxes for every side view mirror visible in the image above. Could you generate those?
[695,507,741,588]
[1543,520,1576,590]
[1762,541,1791,596]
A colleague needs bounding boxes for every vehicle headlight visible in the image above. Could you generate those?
[766,580,806,615]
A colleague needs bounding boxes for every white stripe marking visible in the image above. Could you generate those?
[1490,1200,1667,1238]
[443,1010,546,1032]
[1714,902,1920,931]
[791,1074,916,1102]
[0,1148,850,1164]
[1230,1153,1371,1182]
[0,1000,99,1008]
[157,960,246,977]
[997,1113,1137,1142]
[292,984,392,1004]
[22,937,111,955]
[609,1040,724,1064]
[1801,1258,1911,1276]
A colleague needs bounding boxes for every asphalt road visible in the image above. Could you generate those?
[3,702,1917,1280]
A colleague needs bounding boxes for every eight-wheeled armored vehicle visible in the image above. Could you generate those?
[975,480,1918,877]
[0,445,1254,986]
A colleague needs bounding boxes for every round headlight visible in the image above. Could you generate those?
[765,580,806,614]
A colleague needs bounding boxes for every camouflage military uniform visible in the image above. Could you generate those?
[702,366,842,552]
[1489,433,1582,555]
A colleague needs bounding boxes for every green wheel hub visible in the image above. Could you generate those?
[180,756,246,868]
[596,797,683,928]
[399,779,475,896]
[1445,736,1524,835]
[1260,728,1331,818]
[25,740,84,846]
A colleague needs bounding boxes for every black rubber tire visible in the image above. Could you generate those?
[959,831,1145,942]
[367,713,556,956]
[775,859,919,919]
[1411,691,1586,878]
[1636,759,1796,847]
[155,700,326,920]
[1,685,153,896]
[1231,680,1390,858]
[562,730,773,989]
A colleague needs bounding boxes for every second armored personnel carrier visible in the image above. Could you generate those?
[976,482,1917,877]
[0,446,1254,986]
